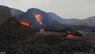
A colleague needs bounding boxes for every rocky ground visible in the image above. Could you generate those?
[0,31,95,54]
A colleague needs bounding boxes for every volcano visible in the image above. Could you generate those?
[14,8,65,32]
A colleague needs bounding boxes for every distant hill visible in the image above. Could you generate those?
[84,16,95,26]
[48,12,95,27]
[48,12,83,25]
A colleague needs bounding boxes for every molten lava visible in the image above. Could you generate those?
[20,21,30,27]
[33,13,43,25]
[33,13,44,32]
[67,34,80,39]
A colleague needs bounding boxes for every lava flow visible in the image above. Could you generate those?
[20,21,30,27]
[33,13,44,32]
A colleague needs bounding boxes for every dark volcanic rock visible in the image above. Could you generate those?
[3,32,94,54]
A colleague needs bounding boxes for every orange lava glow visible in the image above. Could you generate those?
[33,13,44,32]
[33,13,43,25]
[20,21,30,26]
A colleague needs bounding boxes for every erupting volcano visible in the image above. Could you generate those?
[13,8,64,32]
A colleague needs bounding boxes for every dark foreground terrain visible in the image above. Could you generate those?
[0,31,95,54]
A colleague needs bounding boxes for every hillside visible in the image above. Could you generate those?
[48,12,95,27]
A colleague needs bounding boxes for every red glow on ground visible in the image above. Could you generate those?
[67,35,80,39]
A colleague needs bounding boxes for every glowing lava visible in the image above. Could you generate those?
[33,13,43,25]
[33,13,44,32]
[20,21,30,27]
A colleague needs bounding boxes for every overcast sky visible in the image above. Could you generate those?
[0,0,95,19]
